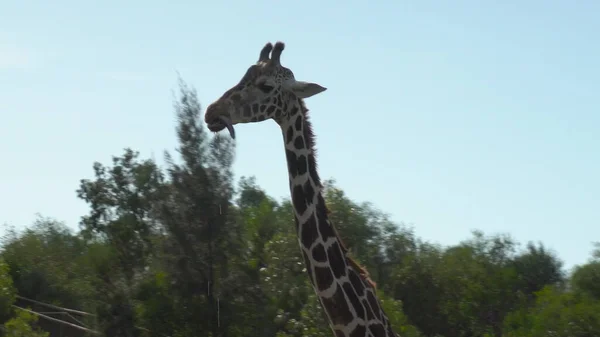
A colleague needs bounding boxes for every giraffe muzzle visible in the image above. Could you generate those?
[205,101,236,139]
[207,115,236,139]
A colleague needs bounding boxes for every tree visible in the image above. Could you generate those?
[77,148,165,285]
[511,242,564,298]
[145,78,243,337]
[503,285,600,337]
[76,148,166,337]
[571,244,600,301]
[572,262,600,300]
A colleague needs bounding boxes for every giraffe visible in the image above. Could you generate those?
[205,41,399,337]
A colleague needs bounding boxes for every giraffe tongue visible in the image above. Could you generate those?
[218,115,236,139]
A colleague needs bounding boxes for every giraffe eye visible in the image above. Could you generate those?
[257,82,274,93]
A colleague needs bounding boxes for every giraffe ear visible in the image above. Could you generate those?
[283,80,327,98]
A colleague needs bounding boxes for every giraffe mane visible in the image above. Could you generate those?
[299,99,378,291]
[299,98,320,187]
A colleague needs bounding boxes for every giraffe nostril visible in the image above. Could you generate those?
[205,103,219,123]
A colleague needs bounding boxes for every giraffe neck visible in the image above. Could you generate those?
[279,99,398,337]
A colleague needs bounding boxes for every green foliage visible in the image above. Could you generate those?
[1,218,95,314]
[377,290,423,337]
[571,261,600,300]
[0,258,16,319]
[387,231,568,337]
[77,147,165,285]
[2,309,49,337]
[503,286,600,337]
[511,242,564,297]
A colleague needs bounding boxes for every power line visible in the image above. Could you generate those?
[15,295,170,337]
[37,311,89,328]
[12,305,100,335]
[16,295,96,317]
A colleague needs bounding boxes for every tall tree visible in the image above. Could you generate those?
[77,148,165,285]
[511,242,565,299]
[571,244,600,300]
[76,147,166,337]
[153,79,241,337]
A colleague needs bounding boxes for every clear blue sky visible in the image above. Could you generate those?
[1,1,598,271]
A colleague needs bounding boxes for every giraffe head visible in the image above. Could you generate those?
[205,41,327,139]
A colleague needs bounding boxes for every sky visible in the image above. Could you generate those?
[1,1,598,271]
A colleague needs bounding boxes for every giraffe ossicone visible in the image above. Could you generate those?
[206,41,399,337]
